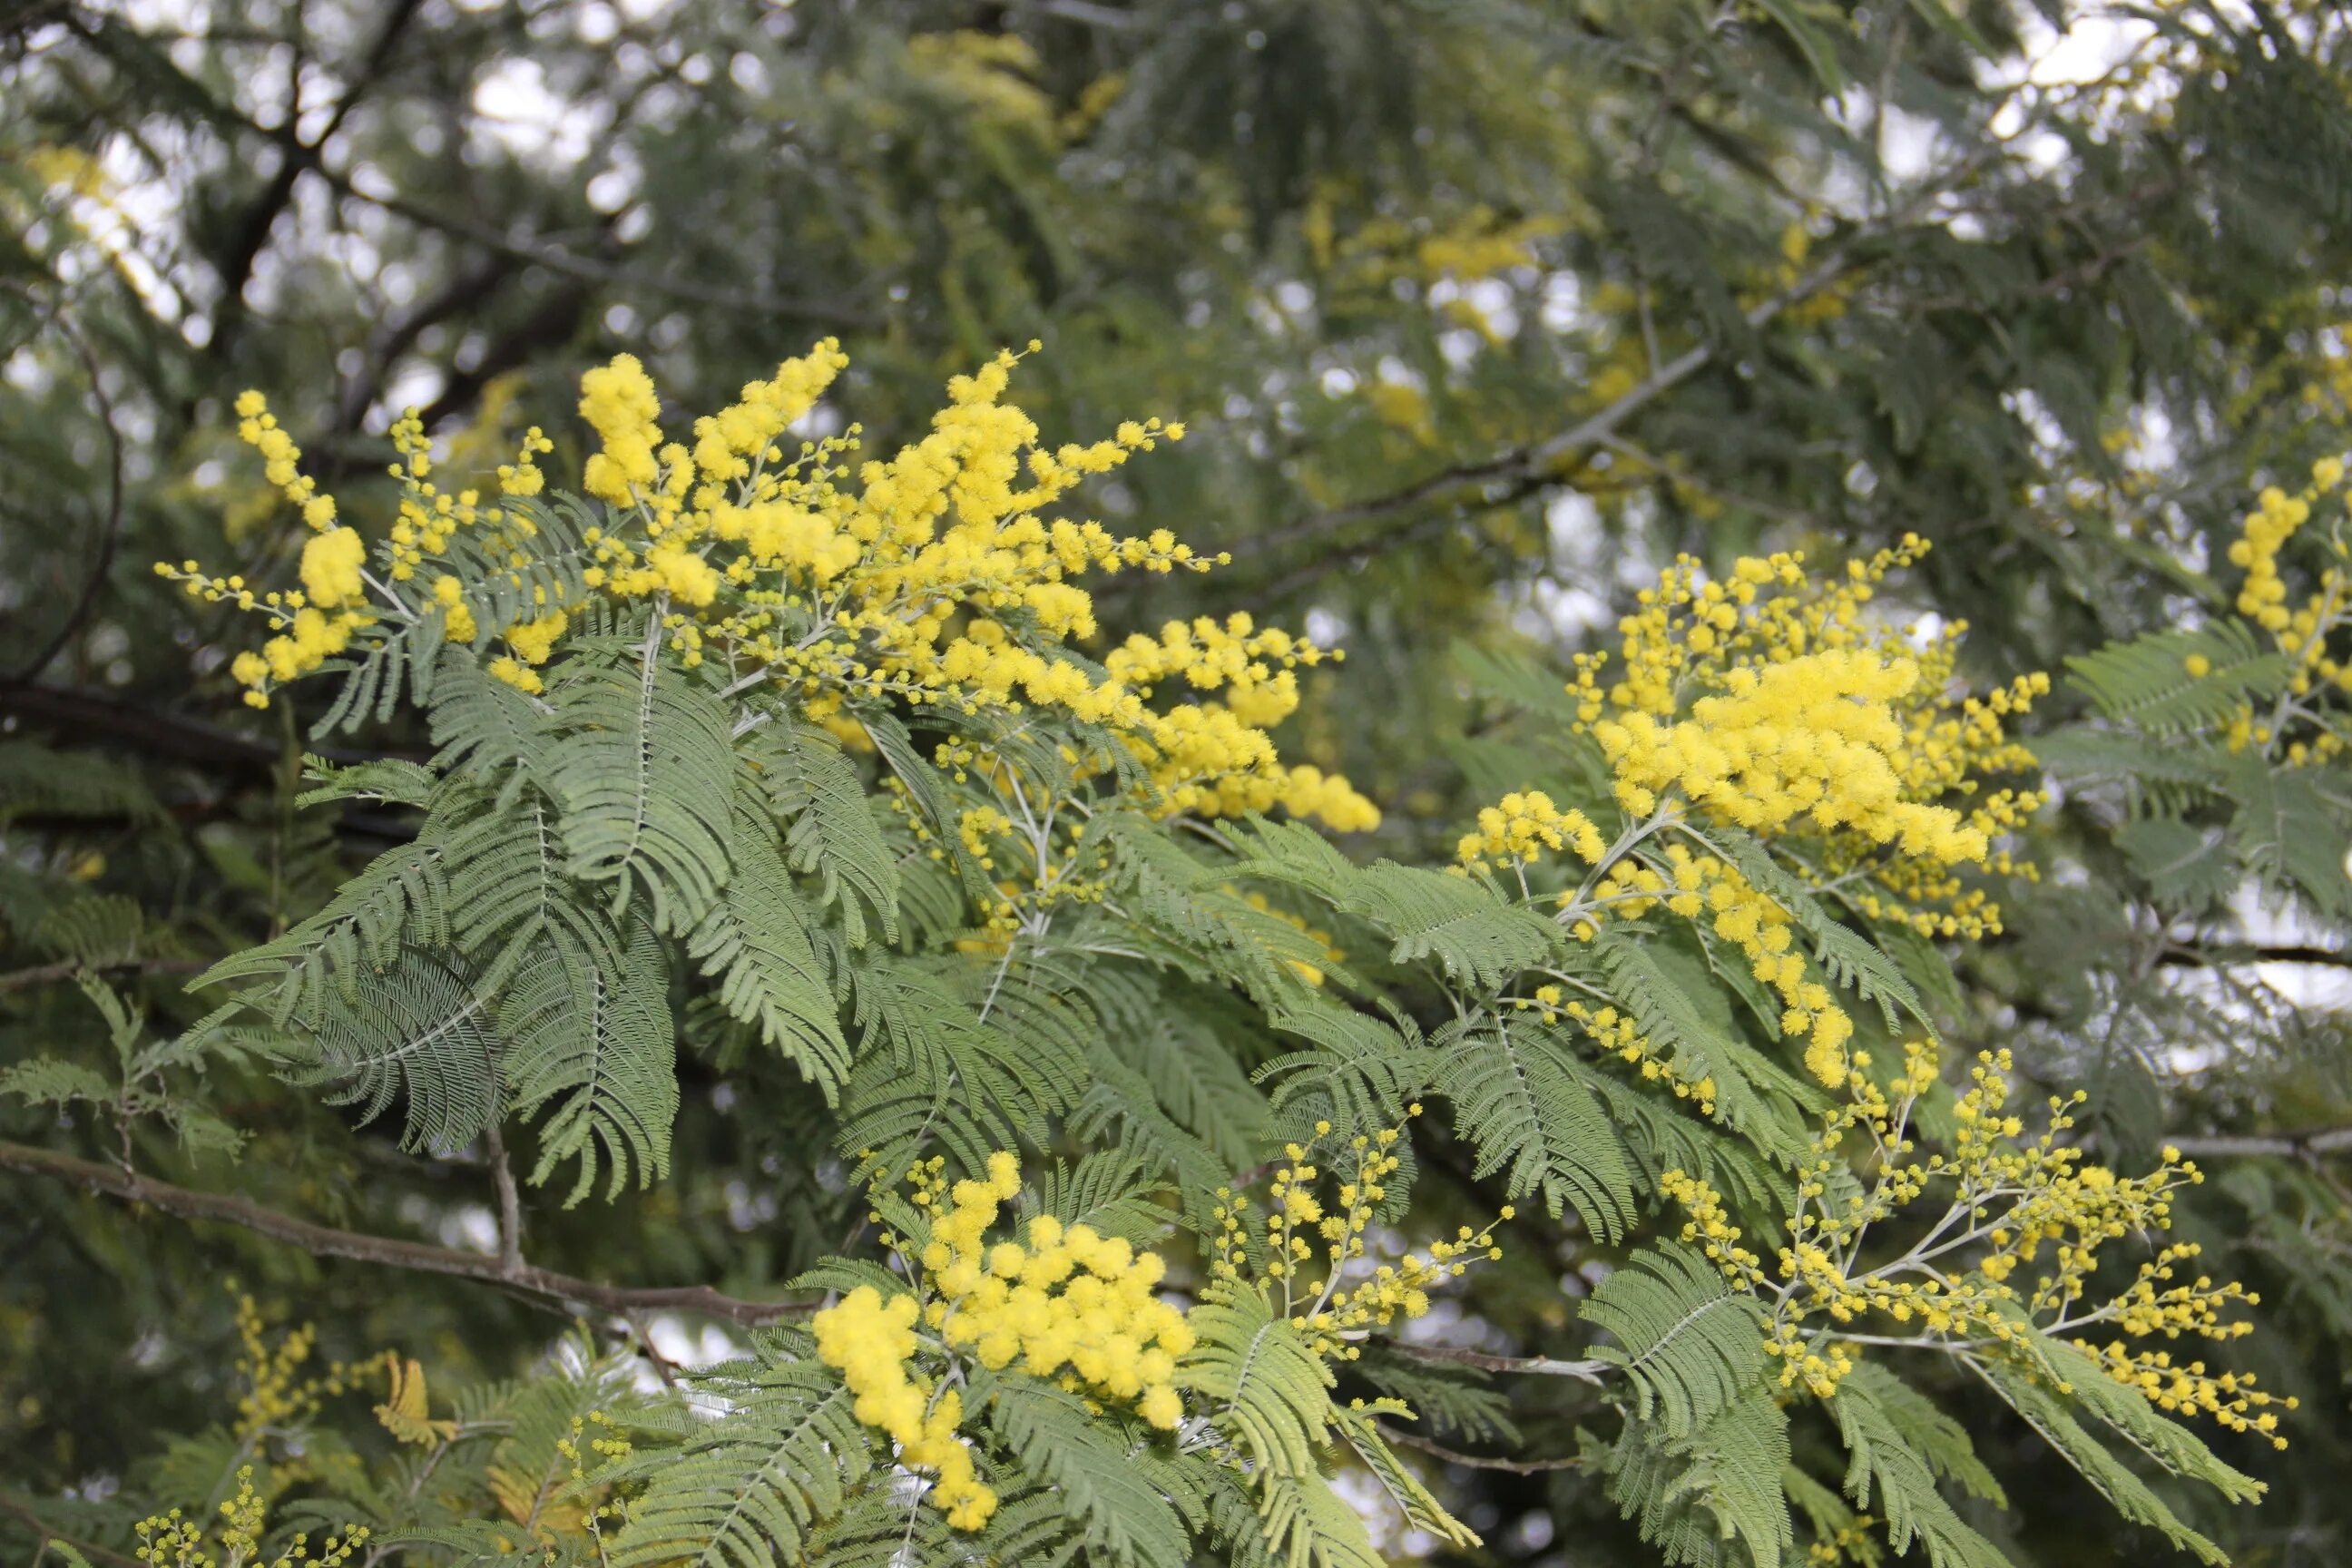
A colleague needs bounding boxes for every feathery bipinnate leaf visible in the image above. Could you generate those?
[685,806,852,1100]
[742,716,900,946]
[1829,1361,2011,1568]
[1432,1010,1635,1236]
[1974,1336,2262,1567]
[1602,1387,1792,1568]
[2065,619,2290,736]
[281,950,500,1155]
[609,1342,871,1568]
[1227,818,1556,990]
[497,916,677,1203]
[544,643,736,934]
[1582,1241,1769,1436]
[981,1379,1191,1568]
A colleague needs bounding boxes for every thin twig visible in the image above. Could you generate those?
[484,1121,524,1279]
[0,1493,141,1568]
[0,1137,812,1327]
[1235,144,2002,588]
[3,288,125,684]
[2163,1127,2352,1160]
[1375,1424,1583,1475]
[1379,1341,1612,1384]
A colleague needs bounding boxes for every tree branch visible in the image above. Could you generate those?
[1379,1340,1611,1384]
[0,1492,142,1568]
[0,1137,812,1328]
[1375,1424,1583,1475]
[2158,943,2352,969]
[1239,147,2001,584]
[0,681,395,774]
[2,288,125,685]
[205,0,426,361]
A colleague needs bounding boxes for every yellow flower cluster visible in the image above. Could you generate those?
[1455,543,2050,1085]
[2219,457,2352,763]
[171,341,1377,834]
[812,1152,1193,1532]
[1661,1044,2288,1443]
[1454,789,1606,874]
[1209,1111,1507,1361]
[1593,647,1988,861]
[135,1465,369,1568]
[578,352,668,505]
[1569,538,2044,937]
[152,394,377,706]
[913,1152,1191,1427]
[811,1287,995,1529]
[158,386,563,707]
[229,1291,365,1440]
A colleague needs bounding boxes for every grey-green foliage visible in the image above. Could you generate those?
[2047,620,2352,921]
[609,1331,874,1568]
[1599,1387,1793,1568]
[1975,1336,2265,1568]
[1433,1009,1634,1233]
[1829,1362,2011,1568]
[1581,1241,1768,1436]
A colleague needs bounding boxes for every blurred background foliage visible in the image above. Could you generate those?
[3,0,2351,1563]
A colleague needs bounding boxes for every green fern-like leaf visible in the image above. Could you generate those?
[1578,933,1816,1161]
[1328,1400,1479,1550]
[685,806,852,1100]
[2113,816,2239,909]
[609,1338,871,1568]
[196,838,450,1024]
[980,1379,1190,1568]
[1581,1241,1768,1435]
[443,787,625,996]
[281,950,500,1154]
[1829,1361,2011,1568]
[2225,750,2352,916]
[2065,619,2290,735]
[498,917,676,1203]
[544,645,736,934]
[0,1055,113,1110]
[1180,1281,1332,1486]
[1973,1337,2259,1566]
[1230,819,1556,990]
[1432,1010,1635,1236]
[743,717,900,946]
[1602,1386,1793,1568]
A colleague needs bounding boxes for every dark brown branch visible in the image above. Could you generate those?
[333,248,515,434]
[0,1137,812,1328]
[0,681,392,774]
[0,1492,141,1568]
[206,0,426,360]
[2158,943,2352,969]
[1375,1424,1583,1475]
[1238,148,2001,584]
